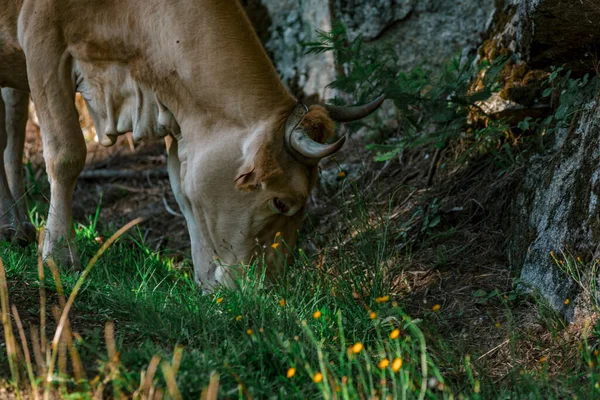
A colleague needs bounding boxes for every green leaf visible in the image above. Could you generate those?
[518,120,530,131]
[428,215,441,229]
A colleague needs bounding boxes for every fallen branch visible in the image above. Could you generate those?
[79,168,168,180]
[104,183,161,194]
[476,339,509,362]
[426,148,443,187]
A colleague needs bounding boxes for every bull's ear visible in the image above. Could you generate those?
[235,140,284,191]
[235,166,260,191]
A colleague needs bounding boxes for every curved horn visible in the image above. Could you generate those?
[322,94,385,122]
[284,103,347,165]
[287,129,346,165]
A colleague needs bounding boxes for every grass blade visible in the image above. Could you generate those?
[12,305,38,399]
[30,325,46,378]
[37,228,46,356]
[160,361,182,400]
[0,258,20,388]
[45,217,144,396]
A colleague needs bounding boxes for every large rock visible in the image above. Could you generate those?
[518,0,600,74]
[244,0,336,102]
[334,0,414,41]
[487,0,600,319]
[244,0,496,99]
[337,0,496,72]
[508,100,600,320]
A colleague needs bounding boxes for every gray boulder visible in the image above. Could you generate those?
[244,0,496,99]
[518,0,600,74]
[495,0,600,319]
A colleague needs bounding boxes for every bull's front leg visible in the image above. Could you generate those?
[39,105,86,269]
[165,137,237,293]
[2,88,36,244]
[166,137,204,286]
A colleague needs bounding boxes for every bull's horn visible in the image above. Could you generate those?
[322,94,386,122]
[287,128,346,165]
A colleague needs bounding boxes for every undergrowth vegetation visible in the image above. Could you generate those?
[3,24,600,400]
[1,187,600,399]
[306,24,599,171]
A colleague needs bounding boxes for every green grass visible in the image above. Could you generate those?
[2,186,600,399]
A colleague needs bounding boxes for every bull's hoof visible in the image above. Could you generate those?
[14,222,37,247]
[0,221,37,246]
[45,245,82,272]
[0,224,17,242]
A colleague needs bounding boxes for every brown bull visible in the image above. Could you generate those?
[0,0,383,292]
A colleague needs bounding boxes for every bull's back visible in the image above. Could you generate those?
[14,0,294,121]
[0,0,28,91]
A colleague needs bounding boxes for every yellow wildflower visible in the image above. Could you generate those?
[376,295,390,304]
[564,299,570,305]
[247,329,253,335]
[235,315,242,321]
[539,356,547,363]
[390,329,400,340]
[313,310,322,319]
[378,359,390,369]
[392,358,403,372]
[271,243,280,250]
[287,367,296,378]
[216,297,224,304]
[337,171,346,178]
[279,298,286,307]
[432,304,441,312]
[369,311,377,320]
[275,231,281,237]
[313,372,323,383]
[351,342,363,354]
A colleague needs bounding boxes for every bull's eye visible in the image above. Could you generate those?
[270,197,289,215]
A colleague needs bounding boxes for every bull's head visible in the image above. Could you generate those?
[168,96,384,293]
